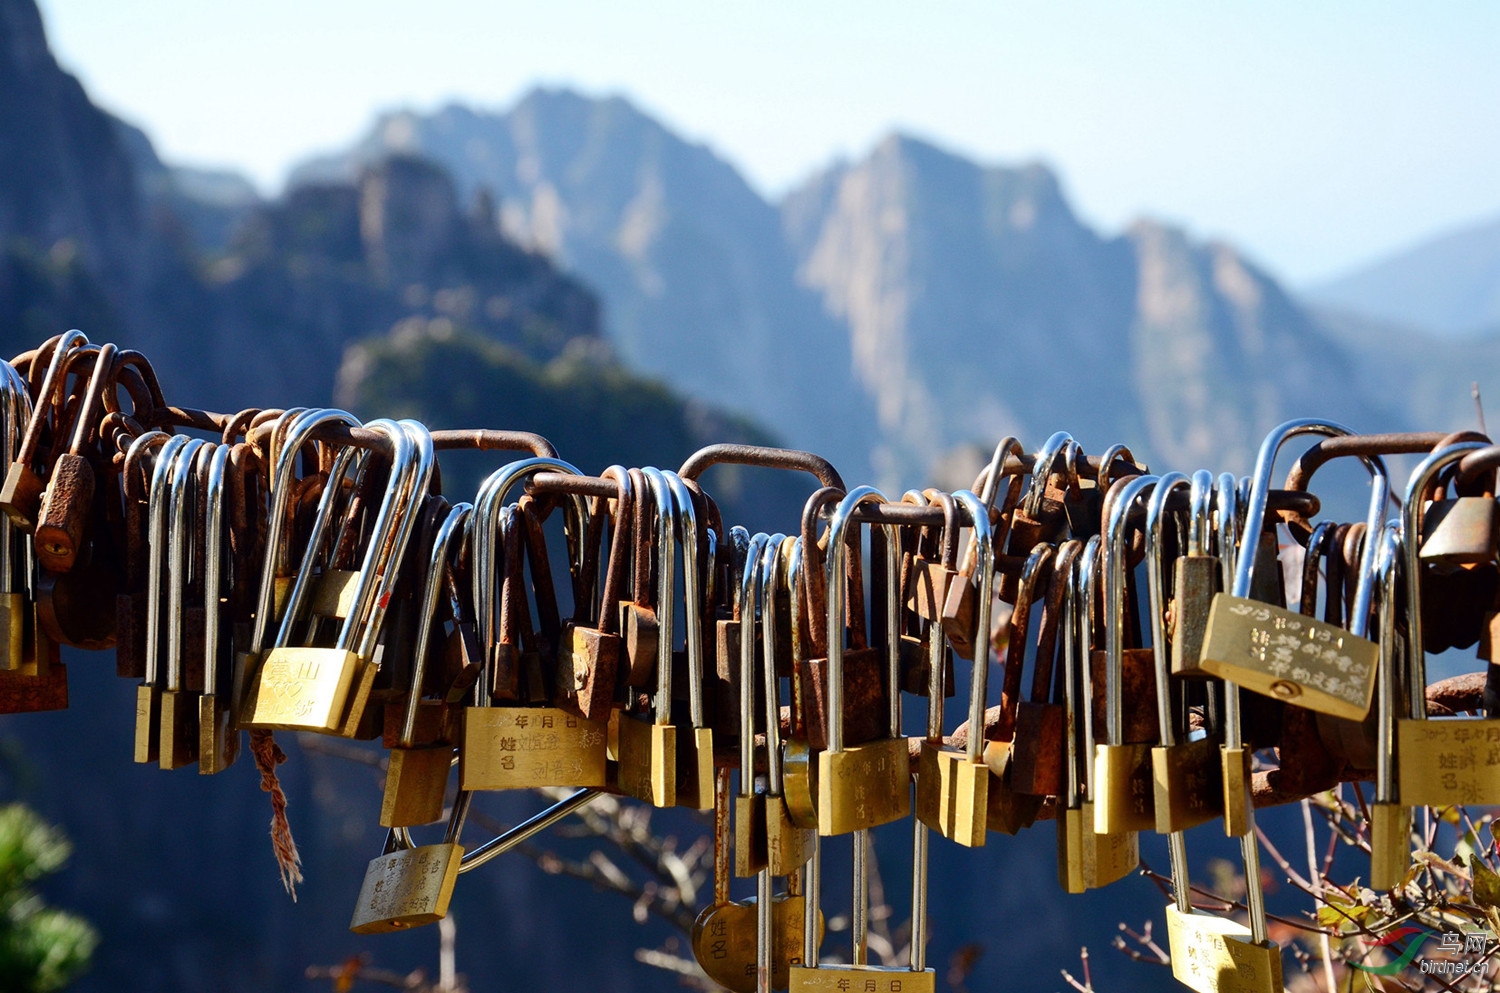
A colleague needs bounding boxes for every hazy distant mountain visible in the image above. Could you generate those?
[295,92,879,481]
[1307,214,1500,336]
[304,92,1426,483]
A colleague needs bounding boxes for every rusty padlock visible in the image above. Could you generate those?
[35,342,117,573]
[0,330,86,528]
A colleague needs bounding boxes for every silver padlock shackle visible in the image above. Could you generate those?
[268,444,364,651]
[352,419,435,661]
[766,535,799,794]
[1188,469,1214,556]
[641,467,677,725]
[737,531,773,791]
[1075,535,1102,804]
[387,783,600,874]
[250,408,361,654]
[470,455,584,660]
[166,439,211,694]
[201,444,231,699]
[1372,523,1402,806]
[1402,440,1489,717]
[0,361,31,591]
[1103,473,1157,748]
[145,433,193,688]
[1020,431,1075,518]
[400,500,473,749]
[1146,472,1192,749]
[1233,419,1389,639]
[949,490,994,763]
[664,470,707,732]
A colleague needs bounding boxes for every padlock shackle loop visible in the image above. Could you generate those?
[460,788,600,872]
[202,444,231,698]
[1188,470,1214,556]
[145,433,192,686]
[268,444,363,651]
[1233,419,1389,641]
[737,531,773,785]
[0,362,30,588]
[950,490,994,761]
[664,471,708,730]
[470,456,583,660]
[824,485,888,754]
[766,535,798,793]
[165,438,209,692]
[400,501,472,748]
[250,408,361,653]
[15,329,86,466]
[1021,431,1074,518]
[641,468,677,724]
[1146,472,1192,748]
[1402,440,1489,718]
[1373,523,1402,804]
[1076,536,1102,802]
[677,442,844,492]
[1104,474,1156,747]
[352,420,436,660]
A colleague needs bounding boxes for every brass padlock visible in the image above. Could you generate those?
[136,434,193,763]
[461,479,605,791]
[0,330,85,529]
[1201,419,1388,720]
[198,444,239,775]
[1056,536,1138,892]
[245,417,433,734]
[1398,440,1500,807]
[350,795,468,935]
[817,486,910,837]
[34,342,116,574]
[383,501,470,827]
[665,470,715,811]
[1146,474,1224,834]
[1366,522,1409,890]
[615,467,680,807]
[160,438,211,770]
[918,490,996,846]
[1094,474,1159,836]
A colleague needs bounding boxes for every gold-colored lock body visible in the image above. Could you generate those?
[349,842,464,935]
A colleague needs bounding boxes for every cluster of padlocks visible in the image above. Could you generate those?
[1,330,1496,992]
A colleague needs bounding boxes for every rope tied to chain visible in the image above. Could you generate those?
[250,729,303,900]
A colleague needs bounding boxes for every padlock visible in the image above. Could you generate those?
[383,501,470,827]
[136,434,193,763]
[1088,474,1161,747]
[0,360,34,670]
[899,491,956,697]
[816,486,910,837]
[159,437,211,770]
[715,525,753,740]
[1398,440,1500,807]
[981,542,1052,835]
[198,444,239,775]
[1146,473,1224,834]
[942,437,1023,658]
[1010,539,1083,798]
[665,469,715,810]
[615,467,680,806]
[1093,474,1159,835]
[0,330,85,529]
[906,490,959,624]
[556,465,630,721]
[762,535,814,876]
[1420,465,1497,567]
[798,486,888,753]
[1212,471,1252,838]
[1366,522,1409,890]
[733,531,775,878]
[1162,801,1285,993]
[999,431,1073,603]
[244,417,433,734]
[790,816,934,991]
[917,489,996,846]
[781,537,821,834]
[1056,537,1138,893]
[461,457,605,791]
[114,432,168,679]
[1201,418,1388,720]
[1171,469,1220,677]
[350,793,468,934]
[34,341,116,574]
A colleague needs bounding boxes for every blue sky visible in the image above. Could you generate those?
[35,0,1500,285]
